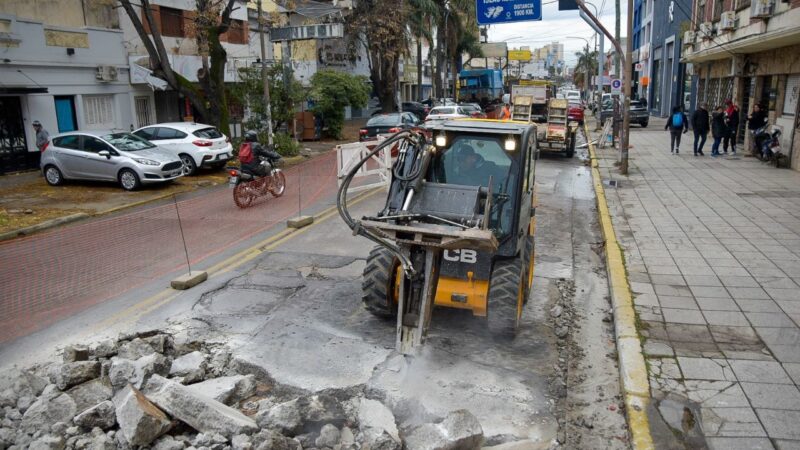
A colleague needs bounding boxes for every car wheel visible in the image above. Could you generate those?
[44,165,64,186]
[640,120,649,128]
[180,154,197,176]
[118,169,141,191]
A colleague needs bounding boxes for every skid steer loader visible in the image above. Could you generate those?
[337,120,537,354]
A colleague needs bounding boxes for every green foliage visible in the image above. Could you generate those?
[308,70,370,139]
[271,132,300,157]
[230,64,305,135]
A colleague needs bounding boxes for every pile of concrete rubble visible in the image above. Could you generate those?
[0,331,483,450]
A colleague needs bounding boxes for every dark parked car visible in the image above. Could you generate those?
[599,99,649,127]
[458,103,486,118]
[359,113,421,141]
[402,102,429,120]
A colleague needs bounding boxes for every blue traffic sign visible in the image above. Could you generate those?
[476,0,542,25]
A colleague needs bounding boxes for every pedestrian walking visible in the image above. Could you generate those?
[664,106,689,154]
[747,103,768,156]
[691,103,709,156]
[723,99,740,154]
[32,120,49,151]
[711,106,727,157]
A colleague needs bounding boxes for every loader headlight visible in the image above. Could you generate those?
[504,135,517,152]
[435,132,447,147]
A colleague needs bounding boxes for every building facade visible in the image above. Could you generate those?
[685,0,800,168]
[648,0,692,117]
[632,0,654,100]
[0,0,153,173]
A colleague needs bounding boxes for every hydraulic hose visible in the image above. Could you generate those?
[336,130,417,272]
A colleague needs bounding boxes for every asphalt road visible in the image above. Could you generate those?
[0,133,628,447]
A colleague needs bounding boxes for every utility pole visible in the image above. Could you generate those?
[256,0,273,146]
[614,0,621,77]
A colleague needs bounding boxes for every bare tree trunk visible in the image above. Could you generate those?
[416,34,423,102]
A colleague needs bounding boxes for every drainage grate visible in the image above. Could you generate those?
[604,179,621,188]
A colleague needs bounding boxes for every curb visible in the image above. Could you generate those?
[584,122,655,449]
[0,213,90,242]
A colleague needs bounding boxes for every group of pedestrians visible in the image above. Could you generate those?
[666,99,770,157]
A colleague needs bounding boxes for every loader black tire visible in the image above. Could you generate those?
[362,246,399,319]
[487,257,524,339]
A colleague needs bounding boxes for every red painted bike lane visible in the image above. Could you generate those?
[0,151,338,344]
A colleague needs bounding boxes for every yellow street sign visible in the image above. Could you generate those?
[508,50,532,61]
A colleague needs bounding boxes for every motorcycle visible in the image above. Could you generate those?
[229,156,286,208]
[754,125,784,167]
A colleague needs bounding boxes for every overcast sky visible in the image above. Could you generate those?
[486,0,629,67]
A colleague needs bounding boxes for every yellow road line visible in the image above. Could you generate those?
[585,122,655,450]
[90,187,383,333]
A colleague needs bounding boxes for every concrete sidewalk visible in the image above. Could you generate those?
[591,117,800,449]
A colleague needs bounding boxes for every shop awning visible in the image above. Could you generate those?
[0,87,48,94]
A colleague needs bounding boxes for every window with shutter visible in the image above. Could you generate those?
[782,74,800,116]
[83,95,115,128]
[160,7,184,38]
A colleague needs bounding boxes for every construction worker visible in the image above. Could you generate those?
[499,103,511,121]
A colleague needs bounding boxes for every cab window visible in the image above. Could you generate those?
[431,135,518,238]
[81,136,113,154]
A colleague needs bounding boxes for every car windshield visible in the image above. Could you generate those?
[367,114,401,126]
[430,135,517,239]
[430,107,455,115]
[193,127,223,139]
[103,133,155,151]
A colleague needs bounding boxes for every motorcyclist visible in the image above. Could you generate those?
[241,130,281,177]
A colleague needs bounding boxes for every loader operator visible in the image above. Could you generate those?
[451,143,501,189]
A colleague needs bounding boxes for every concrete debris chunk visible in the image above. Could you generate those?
[359,430,400,450]
[117,338,156,360]
[185,375,256,406]
[315,424,340,448]
[143,375,257,438]
[403,410,483,450]
[89,340,118,359]
[20,387,77,433]
[63,345,90,363]
[252,429,299,450]
[358,398,400,443]
[255,399,302,435]
[152,434,187,450]
[143,334,171,354]
[170,351,207,384]
[113,385,173,447]
[67,378,113,413]
[49,361,100,391]
[109,353,170,390]
[73,400,116,430]
[231,434,253,450]
[0,368,49,400]
[28,434,66,450]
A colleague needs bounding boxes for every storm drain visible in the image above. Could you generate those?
[604,179,621,188]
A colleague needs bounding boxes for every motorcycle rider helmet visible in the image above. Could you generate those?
[244,130,258,142]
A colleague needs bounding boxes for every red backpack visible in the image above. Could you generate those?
[238,142,254,164]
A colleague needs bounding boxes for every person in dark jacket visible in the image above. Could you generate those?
[241,130,281,177]
[691,103,709,156]
[747,104,768,156]
[664,106,689,154]
[710,106,727,157]
[723,99,740,154]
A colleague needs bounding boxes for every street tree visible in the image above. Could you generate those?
[308,70,370,139]
[573,46,598,89]
[231,64,305,134]
[118,0,239,134]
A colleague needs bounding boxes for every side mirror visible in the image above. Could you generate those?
[98,150,111,159]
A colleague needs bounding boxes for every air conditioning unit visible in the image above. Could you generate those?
[95,65,118,82]
[751,0,775,17]
[683,31,696,46]
[699,22,714,39]
[720,11,737,30]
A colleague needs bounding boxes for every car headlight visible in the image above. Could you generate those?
[133,158,160,166]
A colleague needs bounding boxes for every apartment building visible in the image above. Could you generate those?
[632,0,654,100]
[684,0,800,168]
[649,0,691,116]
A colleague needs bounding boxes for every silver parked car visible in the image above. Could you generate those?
[41,131,184,191]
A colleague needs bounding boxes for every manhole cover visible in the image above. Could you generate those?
[604,179,620,188]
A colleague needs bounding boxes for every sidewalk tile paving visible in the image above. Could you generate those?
[591,117,800,449]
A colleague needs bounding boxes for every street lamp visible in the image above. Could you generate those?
[567,36,591,102]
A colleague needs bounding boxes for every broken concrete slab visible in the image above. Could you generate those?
[184,374,256,406]
[49,361,100,390]
[252,429,300,450]
[403,410,483,450]
[20,386,77,433]
[66,378,113,412]
[143,374,257,438]
[28,434,66,450]
[256,393,346,436]
[114,385,173,447]
[109,353,170,390]
[171,270,208,290]
[89,339,118,359]
[287,216,314,229]
[169,351,207,384]
[62,345,90,363]
[315,424,340,448]
[358,398,400,443]
[117,338,156,360]
[73,400,116,430]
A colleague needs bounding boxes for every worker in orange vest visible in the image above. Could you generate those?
[499,103,511,120]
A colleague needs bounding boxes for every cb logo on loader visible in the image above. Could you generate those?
[443,249,477,264]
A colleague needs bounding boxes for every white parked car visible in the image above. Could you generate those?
[424,106,470,124]
[565,90,582,102]
[133,122,233,175]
